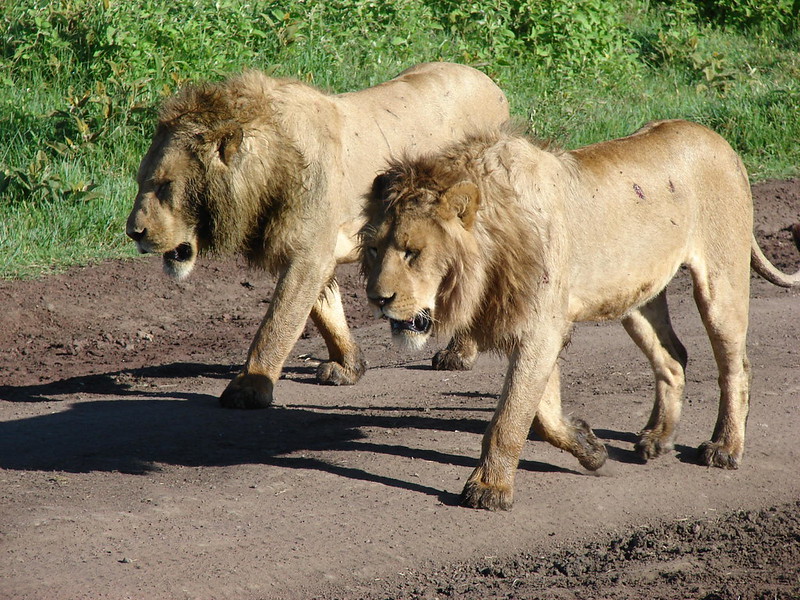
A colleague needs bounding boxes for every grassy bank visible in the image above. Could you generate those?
[1,0,798,278]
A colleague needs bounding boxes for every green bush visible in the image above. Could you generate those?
[429,0,640,74]
[695,0,798,30]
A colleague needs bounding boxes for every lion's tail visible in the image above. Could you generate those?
[751,224,800,288]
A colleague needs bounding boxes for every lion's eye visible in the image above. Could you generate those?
[154,181,172,199]
[404,249,419,263]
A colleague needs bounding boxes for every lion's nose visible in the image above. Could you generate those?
[126,227,146,242]
[371,293,395,308]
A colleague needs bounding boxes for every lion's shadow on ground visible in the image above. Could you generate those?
[594,428,700,466]
[0,362,240,403]
[0,362,598,505]
[0,362,704,504]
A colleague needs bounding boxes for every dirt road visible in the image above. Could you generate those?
[1,179,799,599]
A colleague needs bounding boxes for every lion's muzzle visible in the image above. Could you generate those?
[126,225,150,255]
[126,227,146,244]
[368,291,434,336]
[160,241,198,281]
[390,310,433,335]
[165,243,194,263]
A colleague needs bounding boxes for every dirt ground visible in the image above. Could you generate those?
[1,179,799,600]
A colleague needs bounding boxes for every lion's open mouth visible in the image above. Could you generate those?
[390,310,432,335]
[164,243,194,263]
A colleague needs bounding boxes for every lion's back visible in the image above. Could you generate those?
[335,63,508,144]
[331,64,508,197]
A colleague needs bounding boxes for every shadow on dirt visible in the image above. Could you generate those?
[0,363,579,502]
[595,427,700,466]
[0,362,239,403]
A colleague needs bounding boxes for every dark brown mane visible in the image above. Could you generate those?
[158,71,280,133]
[151,71,306,268]
[159,82,236,129]
[367,130,510,223]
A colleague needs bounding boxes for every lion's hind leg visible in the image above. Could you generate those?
[432,331,478,371]
[690,266,751,469]
[531,364,608,472]
[311,277,366,386]
[622,291,688,461]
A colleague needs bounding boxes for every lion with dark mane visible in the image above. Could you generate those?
[126,63,509,409]
[361,120,800,510]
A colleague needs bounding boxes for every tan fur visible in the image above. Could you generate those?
[126,63,509,408]
[361,121,800,510]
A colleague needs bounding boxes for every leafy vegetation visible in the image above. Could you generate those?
[1,0,798,277]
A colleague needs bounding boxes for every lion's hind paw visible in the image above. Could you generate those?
[571,417,608,471]
[316,355,367,386]
[432,348,475,371]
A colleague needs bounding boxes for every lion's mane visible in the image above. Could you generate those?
[367,130,563,351]
[156,72,315,270]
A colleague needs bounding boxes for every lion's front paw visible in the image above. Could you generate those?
[698,441,740,469]
[460,479,513,511]
[432,348,475,371]
[316,352,367,386]
[220,373,274,409]
[635,429,675,461]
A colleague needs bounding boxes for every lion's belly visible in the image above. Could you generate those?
[565,167,696,322]
[567,252,685,322]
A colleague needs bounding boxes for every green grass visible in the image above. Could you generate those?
[2,0,798,278]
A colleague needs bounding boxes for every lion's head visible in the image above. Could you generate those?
[360,160,484,350]
[361,131,551,353]
[125,72,303,280]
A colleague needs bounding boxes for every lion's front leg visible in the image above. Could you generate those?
[461,337,563,511]
[220,259,328,409]
[432,331,478,371]
[310,277,366,386]
[461,463,516,511]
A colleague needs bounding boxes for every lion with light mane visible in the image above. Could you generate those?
[361,120,800,511]
[126,63,509,409]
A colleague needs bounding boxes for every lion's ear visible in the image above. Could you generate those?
[439,181,480,229]
[217,123,243,166]
[203,121,243,166]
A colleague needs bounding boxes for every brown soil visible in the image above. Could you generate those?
[1,179,799,600]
